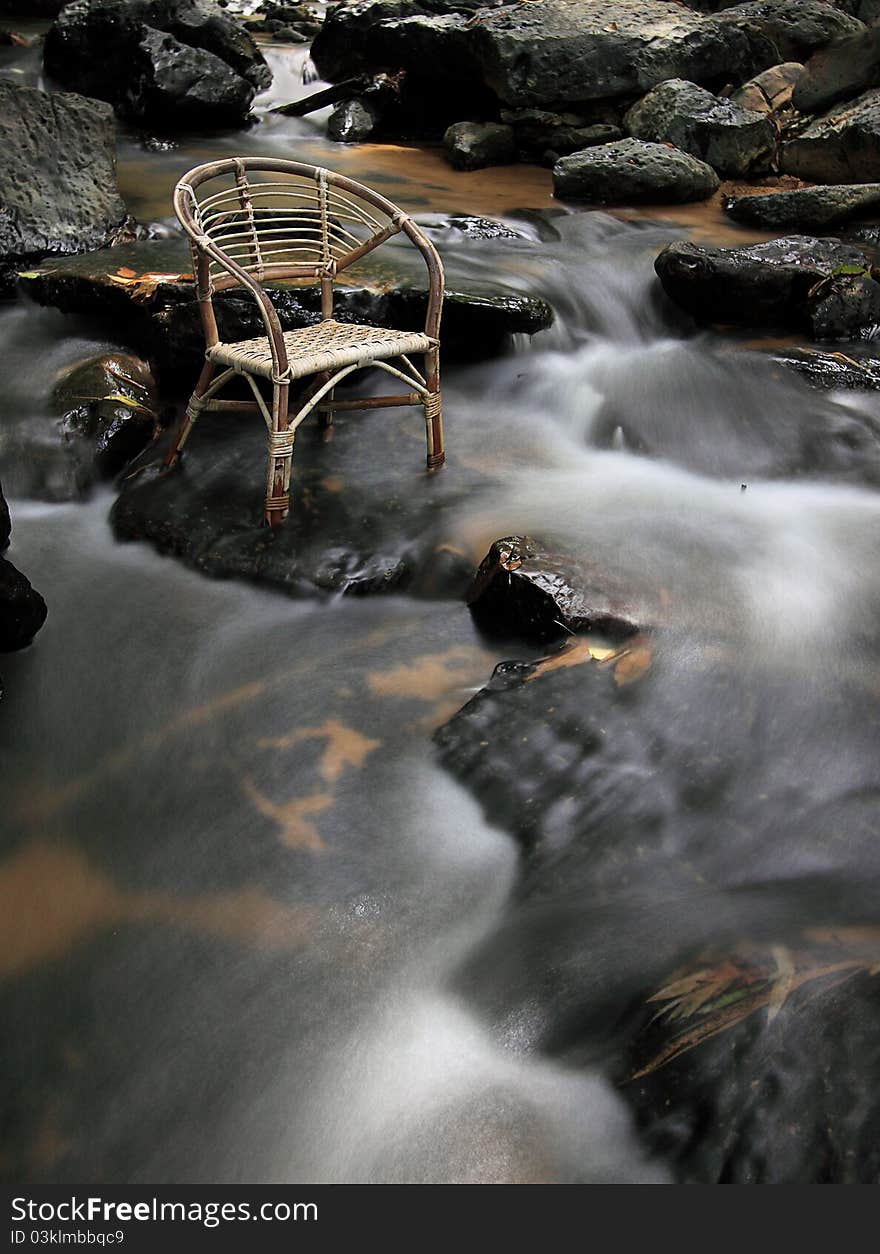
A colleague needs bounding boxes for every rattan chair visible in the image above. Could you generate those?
[166,157,445,526]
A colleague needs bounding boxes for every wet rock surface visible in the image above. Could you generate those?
[781,87,880,183]
[110,408,477,600]
[765,345,880,390]
[655,235,880,337]
[0,481,47,662]
[437,640,880,1180]
[443,121,516,171]
[624,79,775,178]
[791,24,880,115]
[43,0,270,128]
[0,81,128,295]
[553,139,720,204]
[723,182,880,229]
[501,107,622,166]
[731,61,805,115]
[17,238,554,382]
[51,353,161,484]
[467,536,643,643]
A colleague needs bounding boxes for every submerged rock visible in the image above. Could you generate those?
[110,407,477,600]
[723,183,880,229]
[655,235,880,337]
[0,81,127,295]
[781,87,880,182]
[467,536,643,643]
[43,0,270,128]
[624,78,775,177]
[443,121,516,171]
[553,138,720,204]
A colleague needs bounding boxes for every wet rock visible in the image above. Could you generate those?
[723,182,880,229]
[0,81,127,295]
[0,482,47,656]
[126,26,257,128]
[791,24,880,114]
[443,121,515,171]
[43,0,270,128]
[624,79,776,178]
[766,345,880,390]
[467,536,642,644]
[501,107,622,165]
[471,0,774,108]
[627,954,880,1182]
[327,98,380,142]
[781,88,880,182]
[17,239,553,380]
[731,61,805,114]
[714,1,864,63]
[110,408,477,600]
[553,138,720,205]
[0,557,48,653]
[51,353,161,481]
[655,235,880,337]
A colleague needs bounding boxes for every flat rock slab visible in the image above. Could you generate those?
[467,535,644,643]
[655,235,880,337]
[0,80,127,293]
[781,87,880,183]
[18,237,553,382]
[723,183,880,229]
[110,405,480,600]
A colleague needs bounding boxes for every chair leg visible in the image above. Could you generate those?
[318,387,335,431]
[265,381,293,528]
[423,349,444,469]
[165,360,215,468]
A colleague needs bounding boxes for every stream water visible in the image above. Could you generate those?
[2,41,879,1183]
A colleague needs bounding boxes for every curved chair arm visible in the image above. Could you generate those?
[399,217,445,341]
[173,181,291,382]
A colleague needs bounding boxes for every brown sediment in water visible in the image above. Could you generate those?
[366,644,496,702]
[0,841,316,977]
[240,778,333,851]
[258,718,381,783]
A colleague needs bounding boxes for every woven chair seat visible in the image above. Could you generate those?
[206,319,438,383]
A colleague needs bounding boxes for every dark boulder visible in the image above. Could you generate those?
[443,121,515,171]
[43,0,270,128]
[553,138,720,205]
[51,353,161,482]
[714,1,864,63]
[0,481,47,656]
[471,0,774,108]
[731,61,805,114]
[624,79,776,177]
[0,557,48,653]
[467,536,643,644]
[781,87,880,182]
[655,236,880,337]
[327,98,380,142]
[501,106,622,165]
[0,81,127,295]
[791,26,880,115]
[128,25,257,127]
[723,182,880,229]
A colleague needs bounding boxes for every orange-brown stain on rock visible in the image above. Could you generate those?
[258,718,381,783]
[241,778,333,851]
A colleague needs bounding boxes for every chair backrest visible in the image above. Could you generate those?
[175,155,440,284]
